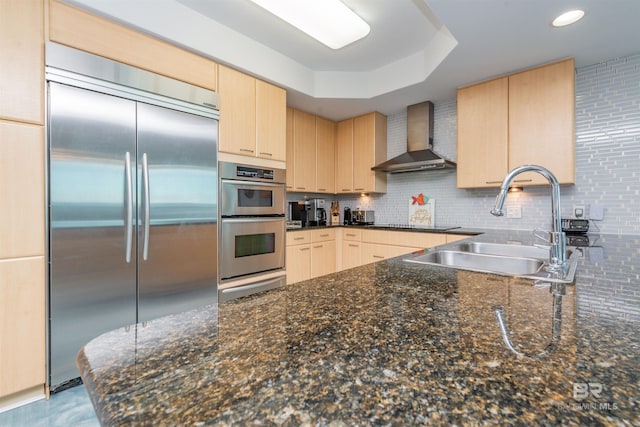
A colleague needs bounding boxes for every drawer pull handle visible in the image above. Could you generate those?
[514,179,533,183]
[317,188,326,191]
[485,181,502,184]
[260,152,273,156]
[373,255,384,259]
[313,245,323,249]
[341,188,351,191]
[296,187,306,190]
[294,237,305,240]
[239,148,254,153]
[348,244,359,247]
[300,247,310,251]
[354,188,364,191]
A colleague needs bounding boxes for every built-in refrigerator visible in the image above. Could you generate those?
[46,43,219,388]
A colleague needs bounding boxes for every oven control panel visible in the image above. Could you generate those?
[237,166,274,180]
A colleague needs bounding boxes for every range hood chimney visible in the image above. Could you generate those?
[372,101,456,173]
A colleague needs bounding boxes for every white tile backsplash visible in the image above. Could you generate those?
[329,52,640,235]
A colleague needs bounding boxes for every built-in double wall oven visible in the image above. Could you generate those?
[219,161,286,300]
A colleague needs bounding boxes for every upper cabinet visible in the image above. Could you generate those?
[48,0,217,91]
[315,117,336,193]
[286,108,335,194]
[292,109,317,191]
[335,119,354,193]
[457,58,575,188]
[218,65,286,162]
[256,79,287,161]
[0,0,43,124]
[336,112,387,194]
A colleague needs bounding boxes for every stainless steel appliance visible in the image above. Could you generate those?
[289,200,311,227]
[309,198,327,226]
[47,43,219,388]
[353,210,375,225]
[219,161,286,283]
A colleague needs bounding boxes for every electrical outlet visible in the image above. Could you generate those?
[574,204,585,218]
[506,205,522,219]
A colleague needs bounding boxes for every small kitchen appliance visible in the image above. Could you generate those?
[352,210,375,225]
[289,200,311,227]
[309,198,327,226]
[343,207,352,225]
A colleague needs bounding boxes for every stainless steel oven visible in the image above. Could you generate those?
[219,161,286,284]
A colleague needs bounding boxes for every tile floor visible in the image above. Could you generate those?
[0,385,99,427]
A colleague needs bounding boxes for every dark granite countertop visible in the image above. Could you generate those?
[77,230,640,426]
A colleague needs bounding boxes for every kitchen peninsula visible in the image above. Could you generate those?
[77,230,639,425]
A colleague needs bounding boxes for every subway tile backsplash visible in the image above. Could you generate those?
[318,52,640,235]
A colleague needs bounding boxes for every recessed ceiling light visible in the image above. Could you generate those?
[552,9,585,27]
[248,0,370,49]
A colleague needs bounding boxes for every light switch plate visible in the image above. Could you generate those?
[506,205,522,219]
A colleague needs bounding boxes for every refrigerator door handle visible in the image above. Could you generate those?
[142,153,150,261]
[125,152,133,263]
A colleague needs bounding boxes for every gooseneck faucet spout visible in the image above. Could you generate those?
[490,164,567,269]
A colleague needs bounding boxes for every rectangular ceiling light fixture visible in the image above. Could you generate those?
[248,0,370,49]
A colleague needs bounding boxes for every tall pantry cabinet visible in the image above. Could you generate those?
[0,0,46,405]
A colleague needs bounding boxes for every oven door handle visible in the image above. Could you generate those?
[221,217,285,224]
[220,179,285,188]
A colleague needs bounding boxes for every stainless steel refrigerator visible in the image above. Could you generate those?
[47,44,219,388]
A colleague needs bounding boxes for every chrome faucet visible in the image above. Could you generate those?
[490,164,567,270]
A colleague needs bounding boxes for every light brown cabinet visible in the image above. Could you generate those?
[256,79,287,161]
[335,119,354,193]
[285,107,295,190]
[0,0,43,124]
[49,0,217,91]
[286,229,337,284]
[292,109,317,191]
[457,58,575,188]
[0,0,46,404]
[311,229,337,278]
[0,122,45,259]
[360,230,447,265]
[0,257,45,400]
[218,65,286,162]
[336,112,387,194]
[315,117,336,193]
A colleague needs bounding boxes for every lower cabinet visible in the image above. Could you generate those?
[286,229,337,284]
[286,228,473,284]
[0,257,45,400]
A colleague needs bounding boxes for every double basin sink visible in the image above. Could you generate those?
[405,241,578,283]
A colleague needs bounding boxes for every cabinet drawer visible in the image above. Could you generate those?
[312,228,336,242]
[286,231,311,246]
[342,229,362,241]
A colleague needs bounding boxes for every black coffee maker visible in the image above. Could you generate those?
[343,207,352,225]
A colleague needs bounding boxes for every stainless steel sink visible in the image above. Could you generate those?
[404,242,578,283]
[405,250,544,275]
[459,241,550,259]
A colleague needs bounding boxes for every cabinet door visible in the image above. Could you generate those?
[0,257,45,398]
[335,119,354,193]
[0,121,44,258]
[218,65,256,156]
[315,117,335,193]
[342,241,362,270]
[362,243,419,265]
[285,107,295,190]
[286,244,311,284]
[353,112,387,193]
[292,109,316,192]
[311,240,336,278]
[456,77,509,188]
[508,59,575,185]
[0,0,43,124]
[256,80,286,161]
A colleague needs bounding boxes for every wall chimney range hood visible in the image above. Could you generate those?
[372,101,456,173]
